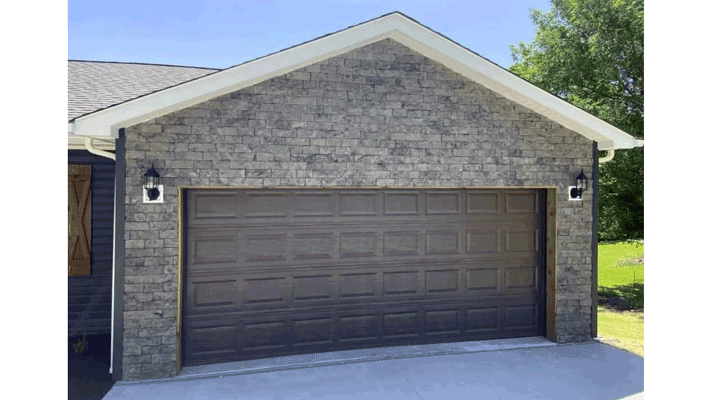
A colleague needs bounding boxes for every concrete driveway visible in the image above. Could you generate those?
[103,338,643,399]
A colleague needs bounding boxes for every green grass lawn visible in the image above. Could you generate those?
[597,241,644,357]
[598,241,644,287]
[597,307,644,357]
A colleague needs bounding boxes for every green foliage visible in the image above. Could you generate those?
[598,148,643,241]
[509,0,644,241]
[71,333,89,355]
[598,241,644,309]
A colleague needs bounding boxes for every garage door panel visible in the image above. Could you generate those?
[231,254,533,275]
[293,192,337,217]
[505,230,538,253]
[425,191,461,214]
[466,307,500,331]
[293,316,333,341]
[425,230,461,255]
[466,191,500,214]
[293,274,336,301]
[183,188,545,366]
[183,315,240,363]
[190,236,238,264]
[383,191,420,215]
[382,311,420,338]
[340,232,379,258]
[183,297,542,364]
[383,231,420,256]
[190,191,237,220]
[191,279,239,308]
[242,319,291,351]
[425,269,461,294]
[504,305,539,329]
[186,258,539,314]
[243,277,290,305]
[293,233,336,260]
[339,313,379,341]
[383,270,420,296]
[505,191,539,214]
[466,268,499,291]
[243,234,288,262]
[243,191,288,219]
[425,309,460,335]
[186,277,241,314]
[340,191,379,216]
[190,217,536,234]
[189,325,237,354]
[505,267,538,289]
[340,272,379,298]
[466,231,500,253]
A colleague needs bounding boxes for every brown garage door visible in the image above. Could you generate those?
[182,188,545,366]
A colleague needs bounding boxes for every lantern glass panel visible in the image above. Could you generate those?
[144,177,152,189]
[576,170,587,192]
[144,166,160,189]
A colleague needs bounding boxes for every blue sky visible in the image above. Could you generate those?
[69,0,552,69]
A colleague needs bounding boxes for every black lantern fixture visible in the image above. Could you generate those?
[144,164,161,201]
[570,169,588,199]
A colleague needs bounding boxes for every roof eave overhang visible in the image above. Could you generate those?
[68,134,116,151]
[68,12,642,150]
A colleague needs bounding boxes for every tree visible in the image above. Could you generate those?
[509,0,644,241]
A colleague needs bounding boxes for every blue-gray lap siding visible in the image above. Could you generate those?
[68,150,115,337]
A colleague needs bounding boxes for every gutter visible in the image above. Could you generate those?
[599,149,615,163]
[85,136,116,161]
[599,139,644,164]
[69,122,116,160]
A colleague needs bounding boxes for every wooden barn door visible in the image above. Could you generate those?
[69,164,91,276]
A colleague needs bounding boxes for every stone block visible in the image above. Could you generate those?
[140,364,176,380]
[124,284,144,293]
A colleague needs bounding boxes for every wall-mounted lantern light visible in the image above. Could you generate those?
[143,164,163,203]
[568,169,588,200]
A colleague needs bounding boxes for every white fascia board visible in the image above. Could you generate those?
[70,13,641,150]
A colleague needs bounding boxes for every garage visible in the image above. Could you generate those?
[182,188,546,366]
[67,10,647,380]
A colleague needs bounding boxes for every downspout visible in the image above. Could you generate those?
[598,149,614,163]
[85,137,116,161]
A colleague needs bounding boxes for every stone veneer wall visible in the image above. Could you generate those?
[121,39,594,380]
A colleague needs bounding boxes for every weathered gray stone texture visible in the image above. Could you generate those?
[122,38,594,380]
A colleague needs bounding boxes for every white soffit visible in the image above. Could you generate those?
[68,12,642,151]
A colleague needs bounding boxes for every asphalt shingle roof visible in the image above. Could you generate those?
[68,60,219,121]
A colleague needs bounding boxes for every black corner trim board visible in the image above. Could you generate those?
[591,142,599,338]
[111,128,126,381]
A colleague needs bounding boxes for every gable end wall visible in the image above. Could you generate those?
[121,39,594,381]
